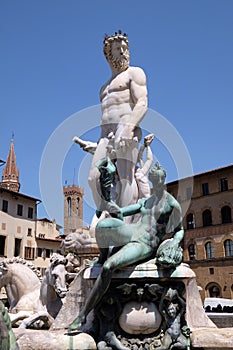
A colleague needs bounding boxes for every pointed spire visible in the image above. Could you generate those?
[0,135,20,192]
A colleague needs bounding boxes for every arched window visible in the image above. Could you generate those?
[76,198,80,216]
[203,209,212,227]
[221,206,232,224]
[209,285,221,298]
[188,244,196,260]
[205,241,214,259]
[186,213,195,229]
[224,239,233,257]
[205,282,222,298]
[67,197,71,217]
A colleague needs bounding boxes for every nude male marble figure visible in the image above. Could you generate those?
[88,30,148,210]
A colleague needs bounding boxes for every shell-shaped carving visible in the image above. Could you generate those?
[119,301,162,335]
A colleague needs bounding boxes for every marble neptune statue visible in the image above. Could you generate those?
[67,32,184,339]
[74,30,148,211]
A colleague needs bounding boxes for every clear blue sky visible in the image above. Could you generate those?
[1,1,233,227]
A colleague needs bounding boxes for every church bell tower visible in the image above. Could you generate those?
[0,136,20,192]
[63,184,84,235]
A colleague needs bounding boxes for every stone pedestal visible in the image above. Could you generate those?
[51,268,93,330]
[50,262,233,349]
[14,329,96,350]
[82,262,217,349]
[84,262,215,327]
[12,261,233,349]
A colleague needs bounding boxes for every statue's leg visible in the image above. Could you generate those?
[68,241,152,332]
[88,241,152,318]
[104,331,128,350]
[98,248,109,264]
[115,136,139,208]
[157,333,172,350]
[100,243,152,350]
[68,261,113,332]
[171,334,187,349]
[105,241,152,270]
[97,341,112,350]
[96,218,133,249]
[96,219,136,279]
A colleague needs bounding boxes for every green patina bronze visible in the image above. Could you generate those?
[68,161,184,336]
[0,301,18,350]
[95,157,116,219]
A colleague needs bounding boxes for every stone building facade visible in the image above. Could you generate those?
[63,183,99,267]
[34,218,63,274]
[167,164,233,301]
[0,187,39,259]
[0,138,62,275]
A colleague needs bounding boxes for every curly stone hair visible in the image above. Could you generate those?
[103,30,129,62]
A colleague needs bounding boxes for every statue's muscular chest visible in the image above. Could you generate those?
[100,71,130,100]
[143,195,172,224]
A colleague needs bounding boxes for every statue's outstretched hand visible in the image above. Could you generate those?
[73,136,97,154]
[144,133,154,147]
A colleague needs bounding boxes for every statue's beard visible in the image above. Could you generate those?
[109,53,130,71]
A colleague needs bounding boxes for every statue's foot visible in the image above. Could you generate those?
[97,341,112,350]
[66,315,86,335]
[105,331,128,350]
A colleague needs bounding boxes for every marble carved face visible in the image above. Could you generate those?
[108,39,130,71]
[149,169,166,190]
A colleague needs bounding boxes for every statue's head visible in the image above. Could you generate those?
[167,302,179,317]
[103,30,130,71]
[148,162,166,187]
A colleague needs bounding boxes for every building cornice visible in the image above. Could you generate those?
[0,187,41,202]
